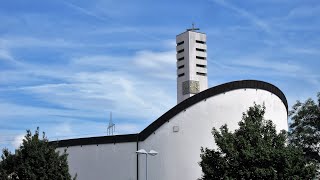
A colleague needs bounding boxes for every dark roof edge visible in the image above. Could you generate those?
[139,80,288,140]
[51,134,139,148]
[53,80,288,148]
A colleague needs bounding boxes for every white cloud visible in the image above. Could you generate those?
[134,50,175,68]
[284,46,320,55]
[133,50,176,80]
[115,123,141,134]
[0,38,178,126]
[71,49,176,80]
[52,123,73,137]
[0,48,23,66]
[230,58,302,73]
[211,55,320,90]
[12,134,25,148]
[0,49,14,61]
[0,102,83,119]
[0,69,175,122]
[71,55,128,69]
[0,37,83,49]
[0,36,174,57]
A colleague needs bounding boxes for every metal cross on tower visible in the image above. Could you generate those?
[187,23,200,31]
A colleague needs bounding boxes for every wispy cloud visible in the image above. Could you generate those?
[0,48,14,61]
[0,47,176,127]
[61,1,111,22]
[133,50,176,78]
[0,48,27,68]
[284,46,320,55]
[208,0,272,33]
[230,58,302,73]
[0,36,83,49]
[1,0,319,153]
[287,5,320,19]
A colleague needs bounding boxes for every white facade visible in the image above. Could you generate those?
[176,30,208,104]
[55,29,288,180]
[138,89,287,180]
[62,142,137,180]
[57,87,288,180]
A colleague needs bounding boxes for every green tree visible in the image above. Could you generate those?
[0,128,76,180]
[289,93,320,164]
[199,104,317,180]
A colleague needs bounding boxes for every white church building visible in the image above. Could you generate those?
[54,27,288,180]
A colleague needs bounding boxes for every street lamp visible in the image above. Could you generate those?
[136,149,158,180]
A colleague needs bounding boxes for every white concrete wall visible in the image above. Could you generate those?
[59,88,287,180]
[57,142,137,180]
[188,31,208,93]
[176,31,208,104]
[139,89,288,180]
[176,32,189,103]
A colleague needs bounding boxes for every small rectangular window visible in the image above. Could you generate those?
[177,49,184,53]
[177,41,184,46]
[178,65,184,69]
[196,64,206,68]
[196,40,206,44]
[178,73,184,77]
[197,72,207,76]
[196,48,206,52]
[196,56,206,60]
[177,57,184,61]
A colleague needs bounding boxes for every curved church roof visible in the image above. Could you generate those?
[53,80,288,147]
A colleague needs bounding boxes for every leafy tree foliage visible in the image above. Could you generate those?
[0,128,76,180]
[200,104,317,180]
[289,93,320,164]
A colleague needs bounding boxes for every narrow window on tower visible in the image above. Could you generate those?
[197,72,207,76]
[178,65,184,69]
[178,73,185,77]
[196,40,206,44]
[196,64,206,68]
[177,49,184,53]
[196,48,206,52]
[177,57,184,61]
[177,41,184,46]
[196,56,206,60]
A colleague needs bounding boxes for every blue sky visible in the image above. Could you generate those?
[0,0,319,151]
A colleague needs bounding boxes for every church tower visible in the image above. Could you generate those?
[176,25,208,104]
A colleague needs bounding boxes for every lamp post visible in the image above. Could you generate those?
[136,149,158,180]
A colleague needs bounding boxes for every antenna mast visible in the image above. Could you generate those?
[107,112,115,135]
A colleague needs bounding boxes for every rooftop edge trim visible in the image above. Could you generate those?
[52,80,288,148]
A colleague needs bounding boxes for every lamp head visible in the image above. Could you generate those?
[136,149,147,154]
[148,150,158,156]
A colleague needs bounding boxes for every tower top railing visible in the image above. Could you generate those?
[186,23,200,32]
